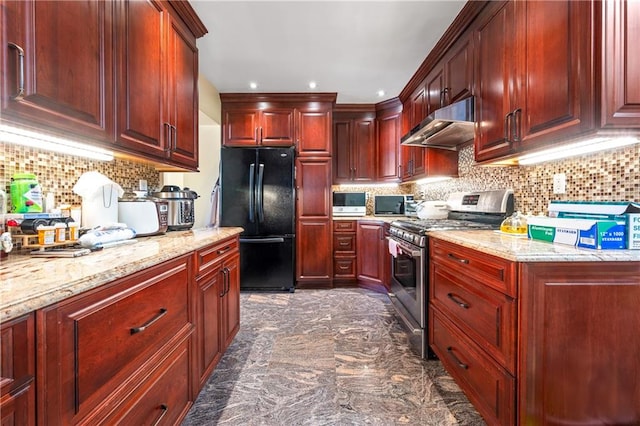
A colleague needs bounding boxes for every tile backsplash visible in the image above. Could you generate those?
[3,139,638,215]
[1,142,160,211]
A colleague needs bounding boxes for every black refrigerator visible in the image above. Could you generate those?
[220,146,295,292]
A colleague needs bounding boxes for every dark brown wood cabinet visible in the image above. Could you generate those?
[375,99,402,182]
[518,262,640,425]
[1,0,206,171]
[296,105,333,156]
[1,0,113,142]
[115,0,201,170]
[333,220,357,284]
[296,157,333,288]
[36,255,194,424]
[222,106,295,147]
[0,313,36,426]
[194,236,240,390]
[601,0,640,128]
[430,237,640,425]
[333,108,376,183]
[356,220,390,291]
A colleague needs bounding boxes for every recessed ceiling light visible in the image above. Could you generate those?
[308,81,317,89]
[249,82,258,90]
[377,90,385,97]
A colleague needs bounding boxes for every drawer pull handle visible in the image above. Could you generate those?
[447,293,469,309]
[339,242,349,246]
[339,266,349,270]
[131,308,168,334]
[447,253,469,264]
[217,246,231,255]
[447,346,468,370]
[8,375,34,398]
[151,404,169,426]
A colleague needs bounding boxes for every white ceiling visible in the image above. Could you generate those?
[190,1,466,104]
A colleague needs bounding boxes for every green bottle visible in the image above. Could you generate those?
[10,173,43,213]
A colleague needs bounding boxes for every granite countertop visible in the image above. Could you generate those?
[0,227,244,323]
[428,230,640,263]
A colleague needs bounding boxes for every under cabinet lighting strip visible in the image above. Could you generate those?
[0,124,114,161]
[517,136,639,165]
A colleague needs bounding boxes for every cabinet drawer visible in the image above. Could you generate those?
[113,341,191,425]
[196,236,239,276]
[430,239,517,297]
[38,255,192,422]
[333,220,356,232]
[430,310,515,425]
[431,265,517,373]
[333,257,356,279]
[333,233,356,254]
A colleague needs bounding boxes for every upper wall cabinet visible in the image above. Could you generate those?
[375,99,402,182]
[220,93,336,155]
[115,0,201,170]
[222,106,295,147]
[333,108,376,183]
[600,0,640,128]
[1,0,207,171]
[475,1,594,163]
[1,0,114,142]
[425,34,474,116]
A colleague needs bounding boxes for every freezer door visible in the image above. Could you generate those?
[256,147,295,235]
[220,148,259,235]
[239,236,295,291]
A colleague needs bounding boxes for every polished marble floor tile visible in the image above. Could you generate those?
[183,288,485,426]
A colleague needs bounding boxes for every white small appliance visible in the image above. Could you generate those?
[333,192,366,216]
[118,198,169,236]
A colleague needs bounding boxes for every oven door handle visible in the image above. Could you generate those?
[387,237,423,258]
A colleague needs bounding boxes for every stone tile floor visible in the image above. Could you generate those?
[183,288,485,425]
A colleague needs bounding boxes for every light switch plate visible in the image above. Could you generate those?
[553,173,566,194]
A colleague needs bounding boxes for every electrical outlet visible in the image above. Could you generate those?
[553,173,566,194]
[139,179,148,191]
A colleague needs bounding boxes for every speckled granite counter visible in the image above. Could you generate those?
[0,227,243,322]
[428,230,640,263]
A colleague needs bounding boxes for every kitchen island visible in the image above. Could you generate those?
[427,230,640,425]
[0,227,243,425]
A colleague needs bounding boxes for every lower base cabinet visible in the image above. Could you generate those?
[356,220,389,291]
[430,237,640,425]
[0,313,36,426]
[27,234,241,425]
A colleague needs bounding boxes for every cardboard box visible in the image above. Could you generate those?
[527,216,627,250]
[548,201,640,250]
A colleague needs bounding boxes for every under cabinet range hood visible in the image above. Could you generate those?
[401,97,475,149]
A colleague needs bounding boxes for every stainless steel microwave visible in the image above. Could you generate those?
[374,194,413,216]
[333,192,366,216]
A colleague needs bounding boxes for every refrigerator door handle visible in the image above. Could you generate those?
[240,237,285,244]
[249,163,256,222]
[257,163,265,223]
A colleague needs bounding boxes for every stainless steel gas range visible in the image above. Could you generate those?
[387,189,514,359]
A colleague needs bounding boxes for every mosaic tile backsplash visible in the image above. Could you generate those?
[1,142,161,212]
[2,140,638,216]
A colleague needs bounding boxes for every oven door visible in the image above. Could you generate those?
[389,237,425,330]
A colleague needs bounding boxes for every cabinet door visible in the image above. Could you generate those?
[376,110,401,182]
[296,219,332,286]
[425,66,445,115]
[474,1,518,162]
[356,221,386,286]
[223,109,260,146]
[519,262,640,424]
[333,119,352,182]
[352,118,376,182]
[0,314,36,426]
[195,265,223,388]
[1,0,113,142]
[445,35,474,105]
[407,87,426,177]
[601,0,640,128]
[296,157,331,218]
[220,253,240,350]
[114,0,168,158]
[167,15,199,169]
[296,108,332,156]
[261,109,295,146]
[518,0,595,151]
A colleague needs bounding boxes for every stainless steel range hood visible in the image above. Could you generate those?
[400,97,475,150]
